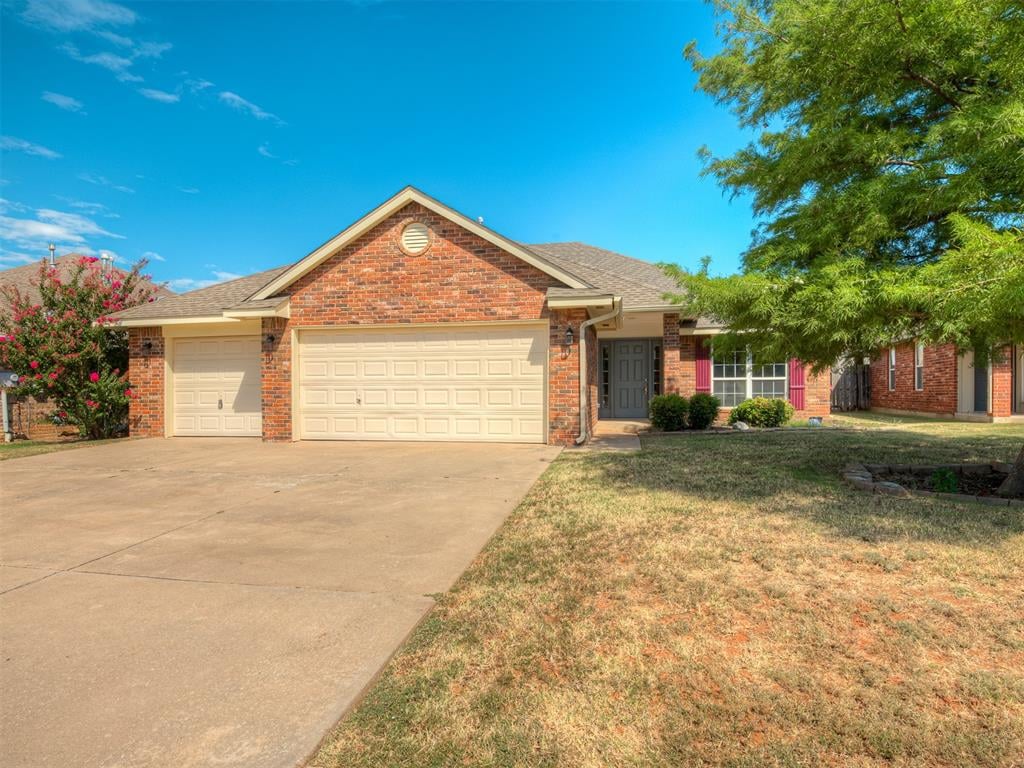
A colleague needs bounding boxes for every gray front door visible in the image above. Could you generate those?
[612,340,650,418]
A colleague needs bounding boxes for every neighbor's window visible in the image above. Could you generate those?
[888,347,897,391]
[915,342,925,391]
[713,349,788,407]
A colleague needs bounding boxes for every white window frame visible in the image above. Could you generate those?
[914,342,925,391]
[888,347,897,391]
[712,349,788,407]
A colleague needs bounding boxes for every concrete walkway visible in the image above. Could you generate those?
[576,419,647,452]
[0,438,559,768]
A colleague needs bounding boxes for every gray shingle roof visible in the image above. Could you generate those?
[525,242,681,308]
[112,266,288,321]
[108,239,702,323]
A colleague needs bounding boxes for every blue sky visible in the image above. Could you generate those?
[1,0,756,291]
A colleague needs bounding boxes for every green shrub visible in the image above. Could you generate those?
[930,468,958,494]
[688,393,720,430]
[648,394,688,431]
[728,397,795,428]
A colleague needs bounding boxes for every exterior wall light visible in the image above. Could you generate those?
[565,327,574,346]
[265,333,276,344]
[142,340,153,351]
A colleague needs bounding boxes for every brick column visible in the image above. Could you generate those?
[261,317,292,441]
[127,327,165,437]
[548,309,588,445]
[662,313,696,396]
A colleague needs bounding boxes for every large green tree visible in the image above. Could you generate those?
[670,0,1024,495]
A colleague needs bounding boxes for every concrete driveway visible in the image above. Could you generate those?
[0,438,559,768]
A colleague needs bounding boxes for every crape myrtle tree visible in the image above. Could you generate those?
[0,257,157,439]
[668,0,1024,495]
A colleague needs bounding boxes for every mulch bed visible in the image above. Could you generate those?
[842,461,1024,506]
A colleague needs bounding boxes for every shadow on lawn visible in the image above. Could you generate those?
[586,427,1024,545]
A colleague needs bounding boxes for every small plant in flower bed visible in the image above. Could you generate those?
[930,468,959,494]
[0,257,157,439]
[728,397,795,428]
[687,392,720,430]
[648,394,688,431]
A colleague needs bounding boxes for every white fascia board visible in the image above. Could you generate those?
[223,299,291,319]
[115,315,241,327]
[547,296,615,310]
[250,187,589,301]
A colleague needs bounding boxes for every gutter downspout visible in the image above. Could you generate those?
[575,299,622,445]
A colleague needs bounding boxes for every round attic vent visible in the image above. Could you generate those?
[400,222,430,254]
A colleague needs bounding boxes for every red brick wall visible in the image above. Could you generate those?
[261,317,291,440]
[992,344,1013,418]
[661,314,830,419]
[870,343,958,415]
[127,327,164,437]
[262,202,586,445]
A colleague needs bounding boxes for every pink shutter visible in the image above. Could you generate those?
[788,358,806,410]
[696,338,711,393]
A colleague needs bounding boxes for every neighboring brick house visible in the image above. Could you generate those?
[111,187,830,446]
[870,341,1024,422]
[0,254,173,440]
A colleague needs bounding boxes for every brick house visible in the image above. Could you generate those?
[870,341,1024,422]
[111,187,830,446]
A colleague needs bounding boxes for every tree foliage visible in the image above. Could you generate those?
[670,0,1024,365]
[0,258,157,439]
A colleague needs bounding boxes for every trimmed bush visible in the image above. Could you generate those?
[649,394,688,431]
[728,397,795,428]
[688,393,720,430]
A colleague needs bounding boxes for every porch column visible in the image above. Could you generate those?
[662,313,696,396]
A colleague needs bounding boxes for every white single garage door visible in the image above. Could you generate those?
[298,324,547,442]
[172,336,262,436]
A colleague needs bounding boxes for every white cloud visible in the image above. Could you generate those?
[142,250,166,262]
[53,197,119,218]
[138,88,179,103]
[167,270,241,291]
[257,143,277,159]
[41,91,86,113]
[177,186,200,194]
[23,0,137,33]
[0,248,40,266]
[218,91,284,124]
[60,43,142,80]
[77,172,135,194]
[0,204,125,265]
[1,136,62,160]
[134,40,172,59]
[185,78,214,93]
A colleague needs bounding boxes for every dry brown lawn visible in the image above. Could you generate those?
[313,416,1024,768]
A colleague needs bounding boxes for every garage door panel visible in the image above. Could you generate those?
[173,336,261,437]
[298,324,546,443]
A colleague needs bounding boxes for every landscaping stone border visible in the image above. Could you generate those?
[842,461,1024,508]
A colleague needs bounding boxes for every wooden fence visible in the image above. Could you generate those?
[831,363,871,411]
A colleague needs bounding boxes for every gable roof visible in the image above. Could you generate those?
[0,254,175,315]
[108,187,697,325]
[250,186,590,300]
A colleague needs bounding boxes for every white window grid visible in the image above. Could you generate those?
[712,350,788,407]
[914,343,925,391]
[888,347,897,391]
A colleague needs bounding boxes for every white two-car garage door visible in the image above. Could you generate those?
[172,336,262,436]
[298,324,547,442]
